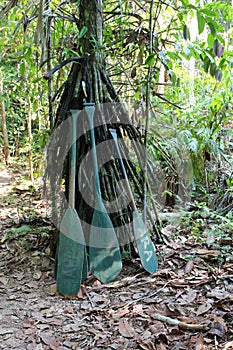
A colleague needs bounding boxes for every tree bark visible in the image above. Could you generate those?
[26,95,34,183]
[79,0,103,58]
[0,70,10,165]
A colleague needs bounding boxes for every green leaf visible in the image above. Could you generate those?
[145,54,155,66]
[200,9,218,18]
[203,56,211,73]
[215,69,222,82]
[78,26,88,39]
[218,58,226,69]
[207,22,216,36]
[209,62,217,77]
[181,0,189,5]
[203,50,215,63]
[207,33,214,49]
[197,11,205,34]
[19,61,25,76]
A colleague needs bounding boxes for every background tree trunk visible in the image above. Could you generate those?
[0,70,10,165]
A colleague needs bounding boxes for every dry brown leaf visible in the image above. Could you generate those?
[32,270,42,280]
[49,283,58,295]
[170,279,189,287]
[196,302,212,315]
[50,342,62,350]
[189,277,210,286]
[132,304,144,316]
[185,260,194,274]
[77,285,86,299]
[137,332,156,350]
[138,339,156,350]
[119,321,135,338]
[161,228,182,249]
[64,306,74,314]
[111,307,130,319]
[156,342,167,350]
[0,276,8,285]
[194,338,205,350]
[181,290,197,304]
[209,316,227,338]
[196,249,221,259]
[40,331,56,345]
[222,341,233,349]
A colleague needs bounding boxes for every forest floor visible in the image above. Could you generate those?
[0,165,232,350]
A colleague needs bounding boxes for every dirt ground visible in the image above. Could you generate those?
[0,167,232,350]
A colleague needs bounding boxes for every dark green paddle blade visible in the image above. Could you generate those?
[56,208,86,295]
[89,202,122,283]
[85,103,122,283]
[109,128,158,274]
[133,211,158,273]
[56,110,87,296]
[55,233,86,282]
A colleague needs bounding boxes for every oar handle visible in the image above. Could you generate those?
[109,128,137,211]
[84,104,102,199]
[69,110,81,209]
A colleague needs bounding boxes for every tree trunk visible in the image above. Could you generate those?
[0,70,10,165]
[26,95,34,183]
[46,0,160,255]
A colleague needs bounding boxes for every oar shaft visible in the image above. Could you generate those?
[69,111,80,209]
[85,104,102,198]
[110,129,137,211]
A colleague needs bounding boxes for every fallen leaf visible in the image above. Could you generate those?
[194,337,205,350]
[209,317,226,338]
[222,341,233,349]
[185,260,194,274]
[111,307,130,319]
[196,302,212,315]
[49,284,58,295]
[170,279,189,287]
[64,306,74,314]
[50,342,61,350]
[0,277,8,285]
[33,270,42,280]
[132,304,144,316]
[77,285,86,299]
[156,342,167,350]
[138,339,156,350]
[40,331,56,345]
[119,321,135,338]
[196,249,221,259]
[181,290,197,304]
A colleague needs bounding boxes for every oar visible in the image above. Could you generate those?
[56,110,88,296]
[85,103,122,283]
[109,128,158,274]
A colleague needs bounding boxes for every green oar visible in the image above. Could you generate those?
[85,103,122,283]
[56,110,88,296]
[110,128,158,274]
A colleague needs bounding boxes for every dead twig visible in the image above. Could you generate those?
[152,313,209,331]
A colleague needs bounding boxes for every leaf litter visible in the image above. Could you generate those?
[0,168,232,349]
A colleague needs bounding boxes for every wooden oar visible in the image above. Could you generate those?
[56,110,88,296]
[85,103,122,283]
[109,128,158,274]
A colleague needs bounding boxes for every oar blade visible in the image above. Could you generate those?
[133,211,158,274]
[56,208,86,296]
[89,206,122,283]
